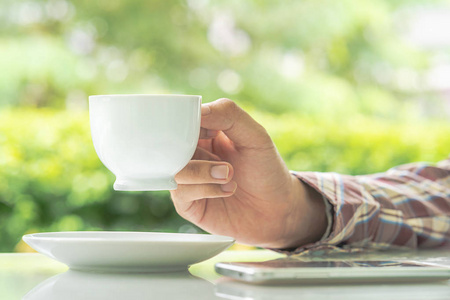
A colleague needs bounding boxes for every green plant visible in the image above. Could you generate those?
[1,109,448,252]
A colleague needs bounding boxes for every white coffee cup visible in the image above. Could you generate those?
[89,94,201,191]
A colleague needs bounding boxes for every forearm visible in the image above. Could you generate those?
[287,157,450,253]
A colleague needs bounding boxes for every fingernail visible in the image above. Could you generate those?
[221,181,237,193]
[211,165,229,179]
[201,105,211,115]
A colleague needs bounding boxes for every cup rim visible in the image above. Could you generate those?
[89,94,201,99]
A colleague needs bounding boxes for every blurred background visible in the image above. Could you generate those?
[0,0,449,252]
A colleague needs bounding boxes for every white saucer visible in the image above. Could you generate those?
[23,231,234,273]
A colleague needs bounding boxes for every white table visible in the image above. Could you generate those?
[1,250,449,300]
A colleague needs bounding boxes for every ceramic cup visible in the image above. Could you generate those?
[89,94,201,191]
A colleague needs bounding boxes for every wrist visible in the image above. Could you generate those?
[276,174,328,249]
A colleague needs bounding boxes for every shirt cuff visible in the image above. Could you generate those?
[275,171,348,255]
[319,193,333,241]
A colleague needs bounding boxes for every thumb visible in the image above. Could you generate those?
[201,98,272,149]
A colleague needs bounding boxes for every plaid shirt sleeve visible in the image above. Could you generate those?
[288,157,450,254]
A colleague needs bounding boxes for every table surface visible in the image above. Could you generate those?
[1,249,449,300]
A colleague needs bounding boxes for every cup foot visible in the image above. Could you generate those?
[114,177,178,191]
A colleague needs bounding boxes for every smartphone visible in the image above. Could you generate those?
[215,259,450,284]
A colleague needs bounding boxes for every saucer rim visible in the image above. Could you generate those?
[22,231,235,244]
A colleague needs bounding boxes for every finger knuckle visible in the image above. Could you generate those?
[171,200,185,215]
[170,189,181,201]
[170,187,189,203]
[217,98,237,112]
[215,98,241,128]
[188,161,203,178]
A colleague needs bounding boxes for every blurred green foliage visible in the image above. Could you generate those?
[0,109,448,252]
[0,110,191,252]
[0,0,449,251]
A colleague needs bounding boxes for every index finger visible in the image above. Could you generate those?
[201,98,272,149]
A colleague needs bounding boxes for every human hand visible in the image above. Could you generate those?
[170,99,327,249]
